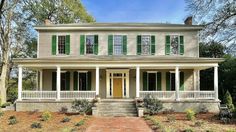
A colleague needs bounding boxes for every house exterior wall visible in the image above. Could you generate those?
[38,31,199,58]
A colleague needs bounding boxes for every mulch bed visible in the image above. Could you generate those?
[0,111,92,132]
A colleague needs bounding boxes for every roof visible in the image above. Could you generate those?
[34,23,204,31]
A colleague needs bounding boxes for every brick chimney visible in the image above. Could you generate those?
[184,16,192,25]
[44,19,51,25]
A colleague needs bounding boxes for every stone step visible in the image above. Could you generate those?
[97,107,137,111]
[98,112,138,117]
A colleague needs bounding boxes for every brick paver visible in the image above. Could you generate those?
[86,117,152,132]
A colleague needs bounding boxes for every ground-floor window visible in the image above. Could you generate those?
[52,72,70,91]
[166,72,184,91]
[143,72,161,91]
[73,71,91,91]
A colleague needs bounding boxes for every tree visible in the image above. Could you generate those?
[223,90,235,111]
[186,0,236,46]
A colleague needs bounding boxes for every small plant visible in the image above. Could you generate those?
[72,99,93,115]
[8,116,18,125]
[226,129,236,132]
[61,127,77,132]
[0,111,4,117]
[194,121,204,127]
[61,117,71,123]
[1,102,11,108]
[183,128,194,132]
[143,95,163,115]
[75,120,85,127]
[41,111,52,121]
[60,106,68,114]
[186,109,196,121]
[162,108,175,114]
[223,90,235,111]
[31,122,42,129]
[167,115,176,122]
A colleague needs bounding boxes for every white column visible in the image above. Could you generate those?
[56,66,61,100]
[136,66,140,98]
[197,70,200,90]
[214,66,219,101]
[39,70,43,91]
[18,66,22,101]
[96,67,99,95]
[175,66,180,101]
[193,69,197,91]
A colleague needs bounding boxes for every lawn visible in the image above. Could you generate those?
[0,111,91,132]
[144,113,236,132]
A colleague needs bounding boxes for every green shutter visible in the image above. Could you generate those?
[157,72,161,91]
[65,35,70,55]
[51,35,57,55]
[151,35,156,55]
[80,35,85,55]
[180,36,184,55]
[137,35,141,55]
[65,72,70,90]
[87,72,91,91]
[94,35,99,55]
[180,72,184,91]
[166,72,170,91]
[123,35,127,55]
[165,35,170,55]
[108,35,113,55]
[52,72,56,91]
[73,72,78,90]
[143,72,147,91]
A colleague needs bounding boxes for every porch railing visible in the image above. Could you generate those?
[139,91,176,99]
[139,91,215,100]
[21,91,96,100]
[22,91,57,99]
[60,91,96,99]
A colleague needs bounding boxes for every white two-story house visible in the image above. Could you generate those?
[14,18,224,113]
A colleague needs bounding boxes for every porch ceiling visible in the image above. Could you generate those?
[13,56,224,70]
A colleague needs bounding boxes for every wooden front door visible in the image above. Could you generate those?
[113,78,122,98]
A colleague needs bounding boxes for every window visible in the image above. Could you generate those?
[79,72,87,91]
[170,35,179,55]
[113,35,123,55]
[58,36,66,54]
[148,73,156,91]
[170,73,175,91]
[141,35,151,55]
[143,72,161,91]
[86,35,95,54]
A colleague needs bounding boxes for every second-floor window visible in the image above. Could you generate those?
[86,35,95,54]
[141,35,151,55]
[58,36,66,54]
[165,35,184,55]
[137,35,155,55]
[114,35,123,55]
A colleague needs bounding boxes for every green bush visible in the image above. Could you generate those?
[183,128,194,132]
[0,96,2,106]
[1,102,11,108]
[143,95,163,115]
[8,116,18,125]
[167,115,176,122]
[186,109,196,121]
[71,99,93,115]
[61,117,71,123]
[31,122,42,129]
[223,91,235,111]
[7,87,18,103]
[41,111,52,121]
[75,120,85,127]
[226,130,236,132]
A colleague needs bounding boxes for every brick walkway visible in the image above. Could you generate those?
[86,117,152,132]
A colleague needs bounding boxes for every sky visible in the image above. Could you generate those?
[81,0,188,24]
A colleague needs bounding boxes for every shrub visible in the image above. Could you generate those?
[143,95,163,115]
[71,99,92,115]
[223,91,235,111]
[194,121,204,127]
[186,109,196,121]
[167,115,176,122]
[0,96,2,106]
[0,111,4,117]
[8,116,18,125]
[7,87,18,103]
[60,106,68,114]
[31,122,42,129]
[75,120,85,127]
[1,102,11,108]
[61,117,71,123]
[226,130,236,132]
[183,128,194,132]
[41,111,52,121]
[199,105,208,113]
[162,108,175,114]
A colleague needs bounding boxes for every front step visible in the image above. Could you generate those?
[96,99,137,117]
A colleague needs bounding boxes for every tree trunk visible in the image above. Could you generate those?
[0,52,9,104]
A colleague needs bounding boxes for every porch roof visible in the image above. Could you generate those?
[13,56,224,70]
